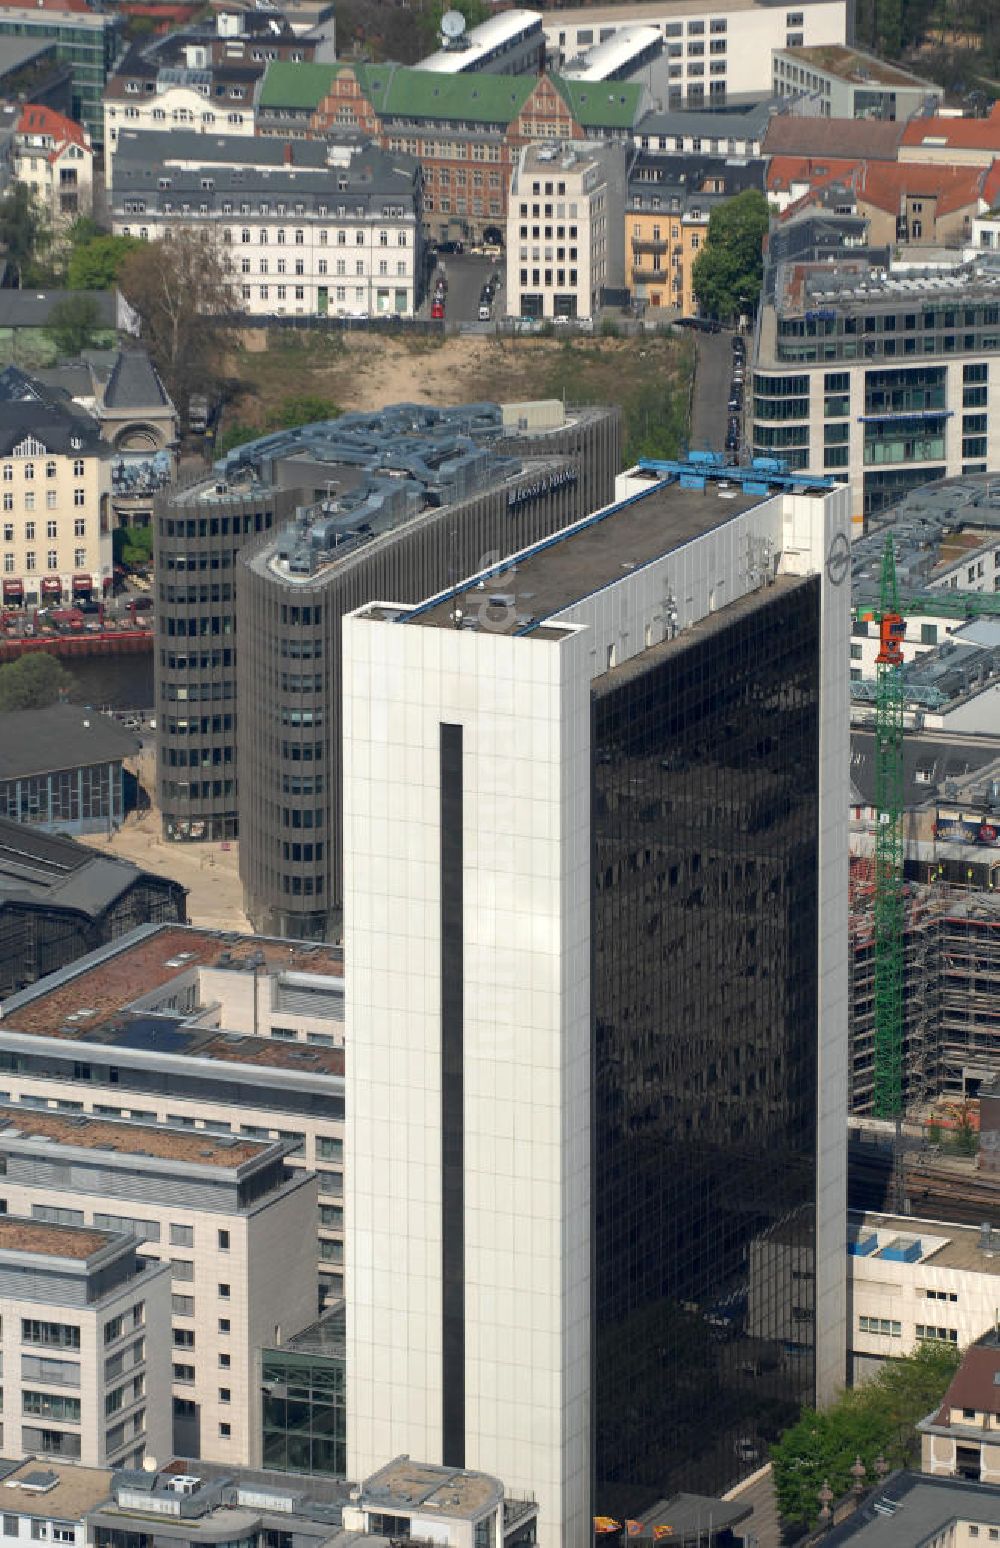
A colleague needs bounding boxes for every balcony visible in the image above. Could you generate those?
[631,265,669,283]
[632,237,667,257]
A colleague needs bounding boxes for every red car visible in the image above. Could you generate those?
[431,301,445,320]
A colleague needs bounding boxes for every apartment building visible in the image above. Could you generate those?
[506,140,625,320]
[343,458,850,1541]
[0,1216,171,1467]
[111,133,422,320]
[0,1106,317,1466]
[11,105,92,224]
[921,1337,1000,1484]
[626,151,764,315]
[543,0,848,103]
[772,43,941,119]
[103,6,332,181]
[256,60,645,245]
[0,924,347,1310]
[752,242,1000,524]
[0,398,110,609]
[0,0,122,144]
[634,99,779,159]
[770,157,1000,246]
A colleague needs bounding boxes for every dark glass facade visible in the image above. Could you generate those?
[591,577,822,1516]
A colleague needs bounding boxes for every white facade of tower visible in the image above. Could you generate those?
[343,480,851,1545]
[343,615,594,1547]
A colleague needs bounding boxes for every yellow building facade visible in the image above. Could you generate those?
[627,206,708,316]
[0,409,111,607]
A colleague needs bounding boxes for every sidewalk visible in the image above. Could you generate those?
[78,752,252,933]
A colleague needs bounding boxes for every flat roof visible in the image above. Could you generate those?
[857,1211,1000,1276]
[777,43,936,89]
[0,1214,113,1260]
[0,925,345,1077]
[407,477,769,633]
[0,1105,272,1168]
[547,0,832,21]
[362,1458,502,1521]
[0,1459,112,1519]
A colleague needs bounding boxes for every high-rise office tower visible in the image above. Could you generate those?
[343,462,850,1545]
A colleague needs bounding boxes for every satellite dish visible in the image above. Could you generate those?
[441,9,466,41]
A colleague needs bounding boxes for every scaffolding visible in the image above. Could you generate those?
[849,867,1000,1115]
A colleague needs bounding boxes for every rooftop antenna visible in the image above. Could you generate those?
[440,9,466,47]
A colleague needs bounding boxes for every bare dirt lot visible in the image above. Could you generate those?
[224,330,692,463]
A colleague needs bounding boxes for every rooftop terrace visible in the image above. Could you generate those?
[0,1105,273,1169]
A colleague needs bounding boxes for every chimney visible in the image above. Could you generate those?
[283,141,293,166]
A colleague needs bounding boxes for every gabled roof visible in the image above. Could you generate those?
[256,56,342,110]
[767,154,863,195]
[15,102,88,156]
[356,61,537,124]
[0,401,103,458]
[102,348,171,412]
[550,75,643,129]
[778,157,994,222]
[762,114,905,161]
[0,706,137,781]
[933,1342,1000,1422]
[902,102,1000,152]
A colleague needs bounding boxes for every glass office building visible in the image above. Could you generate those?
[344,469,850,1545]
[592,577,822,1513]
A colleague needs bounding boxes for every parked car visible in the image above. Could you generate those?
[431,301,445,320]
[437,240,464,255]
[478,303,491,321]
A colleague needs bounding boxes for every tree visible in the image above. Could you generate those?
[117,229,234,416]
[0,652,73,711]
[771,1341,960,1530]
[44,294,102,357]
[67,233,142,290]
[216,393,340,454]
[691,188,770,322]
[0,182,51,286]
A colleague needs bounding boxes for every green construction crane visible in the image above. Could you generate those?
[870,535,905,1120]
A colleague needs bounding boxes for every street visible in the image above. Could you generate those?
[422,251,505,323]
[690,328,738,456]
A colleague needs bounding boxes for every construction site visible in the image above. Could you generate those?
[846,472,1000,1221]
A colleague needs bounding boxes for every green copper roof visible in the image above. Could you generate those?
[354,63,536,124]
[551,76,643,129]
[257,60,644,130]
[258,59,344,110]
